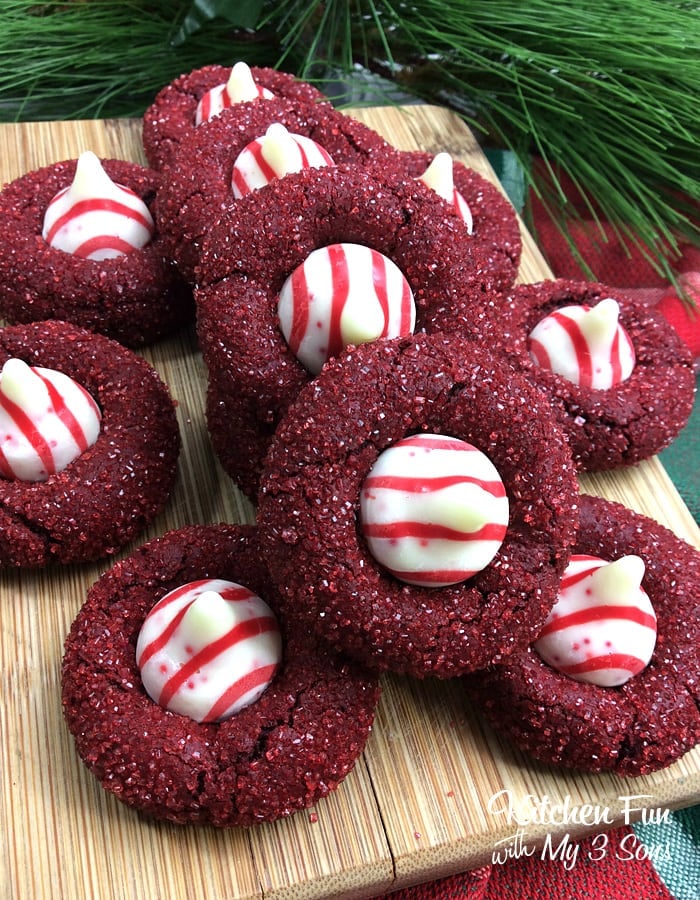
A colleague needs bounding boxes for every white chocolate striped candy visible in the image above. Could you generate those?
[42,151,154,261]
[418,152,473,234]
[136,578,282,723]
[0,358,101,482]
[231,123,334,198]
[278,242,416,374]
[528,298,635,389]
[195,61,275,125]
[534,554,656,687]
[359,433,509,587]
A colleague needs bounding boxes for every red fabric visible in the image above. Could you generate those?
[483,827,673,899]
[656,273,700,361]
[528,160,700,365]
[374,827,674,899]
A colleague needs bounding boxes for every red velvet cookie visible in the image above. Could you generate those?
[463,494,700,776]
[498,278,696,470]
[61,524,381,827]
[142,64,327,170]
[0,320,180,567]
[392,149,522,291]
[0,157,192,347]
[257,333,580,678]
[196,164,508,499]
[155,97,397,282]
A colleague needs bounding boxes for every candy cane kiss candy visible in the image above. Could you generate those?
[360,433,509,587]
[231,123,335,198]
[195,60,275,125]
[42,151,154,261]
[278,242,416,374]
[136,578,282,723]
[0,357,101,482]
[528,297,635,389]
[534,553,657,687]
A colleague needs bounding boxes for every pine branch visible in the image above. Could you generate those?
[0,1,280,121]
[271,0,698,285]
[1,0,697,294]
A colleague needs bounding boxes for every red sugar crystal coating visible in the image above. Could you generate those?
[464,494,700,776]
[257,333,580,678]
[0,320,180,567]
[61,524,381,827]
[196,164,510,499]
[155,98,398,282]
[142,64,327,170]
[393,149,522,291]
[499,278,696,470]
[0,158,192,347]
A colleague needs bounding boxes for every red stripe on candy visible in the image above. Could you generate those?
[610,327,622,384]
[0,444,12,479]
[157,615,279,708]
[387,567,479,584]
[0,392,55,476]
[550,310,593,386]
[137,603,191,668]
[364,520,506,542]
[150,580,213,611]
[72,236,139,259]
[287,265,312,356]
[204,662,278,722]
[40,371,93,452]
[559,653,646,677]
[528,337,553,370]
[218,585,260,602]
[325,244,351,359]
[538,604,656,638]
[249,138,280,185]
[559,557,605,590]
[198,92,213,122]
[363,473,506,497]
[45,197,152,246]
[399,435,471,452]
[231,167,251,197]
[373,250,391,334]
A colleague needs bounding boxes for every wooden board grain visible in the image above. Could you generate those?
[0,106,698,900]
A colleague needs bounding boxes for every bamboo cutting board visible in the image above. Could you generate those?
[0,105,698,900]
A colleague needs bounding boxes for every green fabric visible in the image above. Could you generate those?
[659,375,700,525]
[634,806,700,899]
[484,148,526,214]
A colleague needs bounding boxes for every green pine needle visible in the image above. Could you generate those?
[0,0,697,295]
[0,1,278,120]
[267,0,698,287]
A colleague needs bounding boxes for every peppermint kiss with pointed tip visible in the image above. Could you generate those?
[136,578,282,723]
[533,553,656,687]
[42,151,154,261]
[0,357,101,482]
[195,60,275,125]
[528,297,636,389]
[231,122,334,198]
